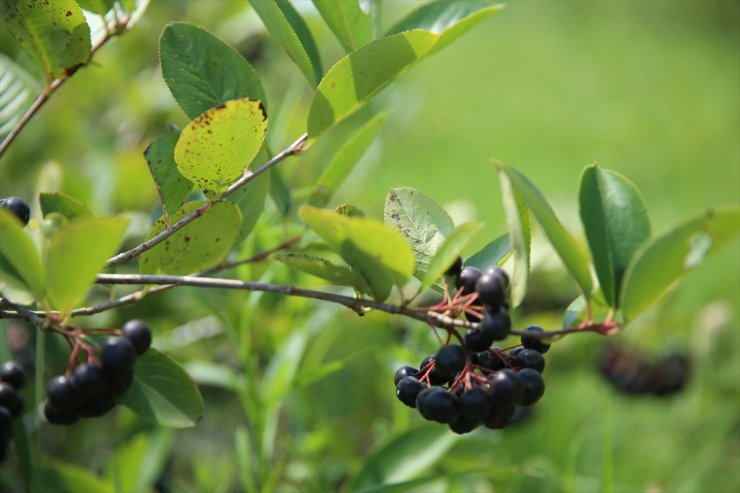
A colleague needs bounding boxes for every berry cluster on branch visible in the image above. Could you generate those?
[0,361,26,463]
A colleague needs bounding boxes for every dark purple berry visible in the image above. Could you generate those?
[448,413,480,434]
[417,387,459,424]
[0,406,11,433]
[0,196,30,227]
[101,337,136,375]
[46,376,80,411]
[72,363,108,402]
[464,328,495,352]
[521,325,550,354]
[419,356,450,385]
[475,269,507,307]
[78,393,117,418]
[479,311,511,341]
[0,383,23,416]
[446,256,463,277]
[488,369,525,405]
[43,401,79,425]
[393,366,418,386]
[482,265,509,289]
[478,349,508,371]
[435,344,466,375]
[459,386,492,420]
[0,361,26,389]
[108,369,134,395]
[512,348,545,373]
[456,267,482,296]
[121,319,152,356]
[396,376,426,408]
[482,401,516,429]
[518,369,545,406]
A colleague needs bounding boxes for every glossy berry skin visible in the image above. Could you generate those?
[43,401,79,425]
[122,319,152,355]
[521,325,550,354]
[0,196,31,226]
[459,386,492,420]
[482,265,510,289]
[108,369,134,395]
[446,256,463,277]
[488,369,525,406]
[417,387,460,424]
[47,376,80,411]
[464,328,495,352]
[78,393,116,418]
[0,383,24,416]
[512,348,545,373]
[101,337,136,375]
[448,413,480,434]
[419,356,451,385]
[479,311,511,341]
[482,401,516,429]
[475,269,507,307]
[435,345,466,376]
[478,349,508,371]
[396,376,426,408]
[0,361,26,389]
[72,363,108,402]
[393,366,418,386]
[456,266,482,296]
[518,369,546,406]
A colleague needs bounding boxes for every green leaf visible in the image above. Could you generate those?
[0,0,91,82]
[117,348,204,428]
[498,167,531,307]
[353,425,458,489]
[174,98,268,193]
[465,233,511,270]
[386,0,503,54]
[184,361,240,392]
[308,111,388,207]
[621,206,740,322]
[144,128,193,222]
[38,460,114,493]
[308,30,439,139]
[563,289,610,328]
[45,216,128,312]
[500,165,593,298]
[0,53,40,138]
[269,166,291,216]
[0,208,44,297]
[160,22,267,120]
[39,192,92,219]
[250,0,323,85]
[420,222,483,293]
[384,187,454,282]
[579,165,651,308]
[76,0,115,15]
[312,0,372,52]
[299,205,414,301]
[139,200,242,275]
[335,204,365,217]
[230,170,270,244]
[275,252,370,292]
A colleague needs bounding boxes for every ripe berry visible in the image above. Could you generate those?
[478,311,511,341]
[43,401,79,425]
[478,349,508,371]
[482,401,516,429]
[47,376,80,411]
[78,393,116,418]
[72,363,108,402]
[448,413,480,434]
[101,337,136,375]
[521,325,550,354]
[446,256,463,277]
[518,368,545,406]
[417,387,460,424]
[459,386,492,420]
[464,328,495,352]
[419,356,451,385]
[456,266,482,296]
[0,196,31,226]
[475,269,507,307]
[435,345,466,376]
[0,383,23,416]
[121,319,152,355]
[482,265,509,289]
[0,361,26,389]
[396,376,426,408]
[488,369,525,406]
[108,369,134,395]
[511,348,545,373]
[393,366,418,386]
[0,406,11,433]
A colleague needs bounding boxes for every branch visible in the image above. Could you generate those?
[0,16,131,161]
[105,133,308,267]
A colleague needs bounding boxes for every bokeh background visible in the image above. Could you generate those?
[1,1,738,492]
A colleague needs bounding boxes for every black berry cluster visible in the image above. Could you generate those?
[0,196,30,227]
[598,344,690,397]
[43,320,152,425]
[0,361,26,463]
[456,264,512,343]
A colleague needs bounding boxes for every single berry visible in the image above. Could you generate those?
[72,363,108,402]
[479,311,511,341]
[0,361,26,389]
[520,325,550,354]
[78,393,116,418]
[418,387,460,424]
[475,270,507,307]
[488,369,525,405]
[446,256,464,277]
[100,337,136,375]
[0,406,11,433]
[46,376,80,411]
[393,366,418,386]
[43,401,79,425]
[518,369,545,406]
[0,196,31,227]
[448,413,480,434]
[478,349,508,371]
[435,345,466,376]
[396,376,426,408]
[419,356,450,385]
[511,348,545,373]
[108,369,134,395]
[482,265,510,289]
[0,383,23,416]
[456,266,482,296]
[482,401,516,429]
[459,386,492,420]
[121,319,152,356]
[464,328,495,352]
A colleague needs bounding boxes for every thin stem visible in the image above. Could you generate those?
[105,133,308,267]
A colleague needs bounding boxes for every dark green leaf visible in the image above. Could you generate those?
[621,206,740,322]
[384,187,454,282]
[230,171,270,244]
[0,53,40,137]
[250,0,323,85]
[309,111,388,207]
[312,0,372,52]
[269,166,292,216]
[0,208,44,297]
[498,166,531,307]
[420,222,482,293]
[117,348,204,428]
[160,22,267,119]
[139,200,242,275]
[144,128,193,222]
[465,234,511,270]
[579,165,651,308]
[275,253,370,292]
[39,192,92,219]
[0,0,91,82]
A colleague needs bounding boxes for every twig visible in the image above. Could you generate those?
[0,16,130,161]
[105,133,308,267]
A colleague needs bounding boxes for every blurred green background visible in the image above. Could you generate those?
[1,1,738,492]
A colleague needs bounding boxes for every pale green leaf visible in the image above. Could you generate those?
[0,53,40,137]
[76,0,115,15]
[39,192,92,219]
[38,461,114,493]
[312,0,372,52]
[0,208,44,298]
[144,128,193,222]
[420,222,483,293]
[335,204,365,217]
[498,167,531,307]
[275,252,370,292]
